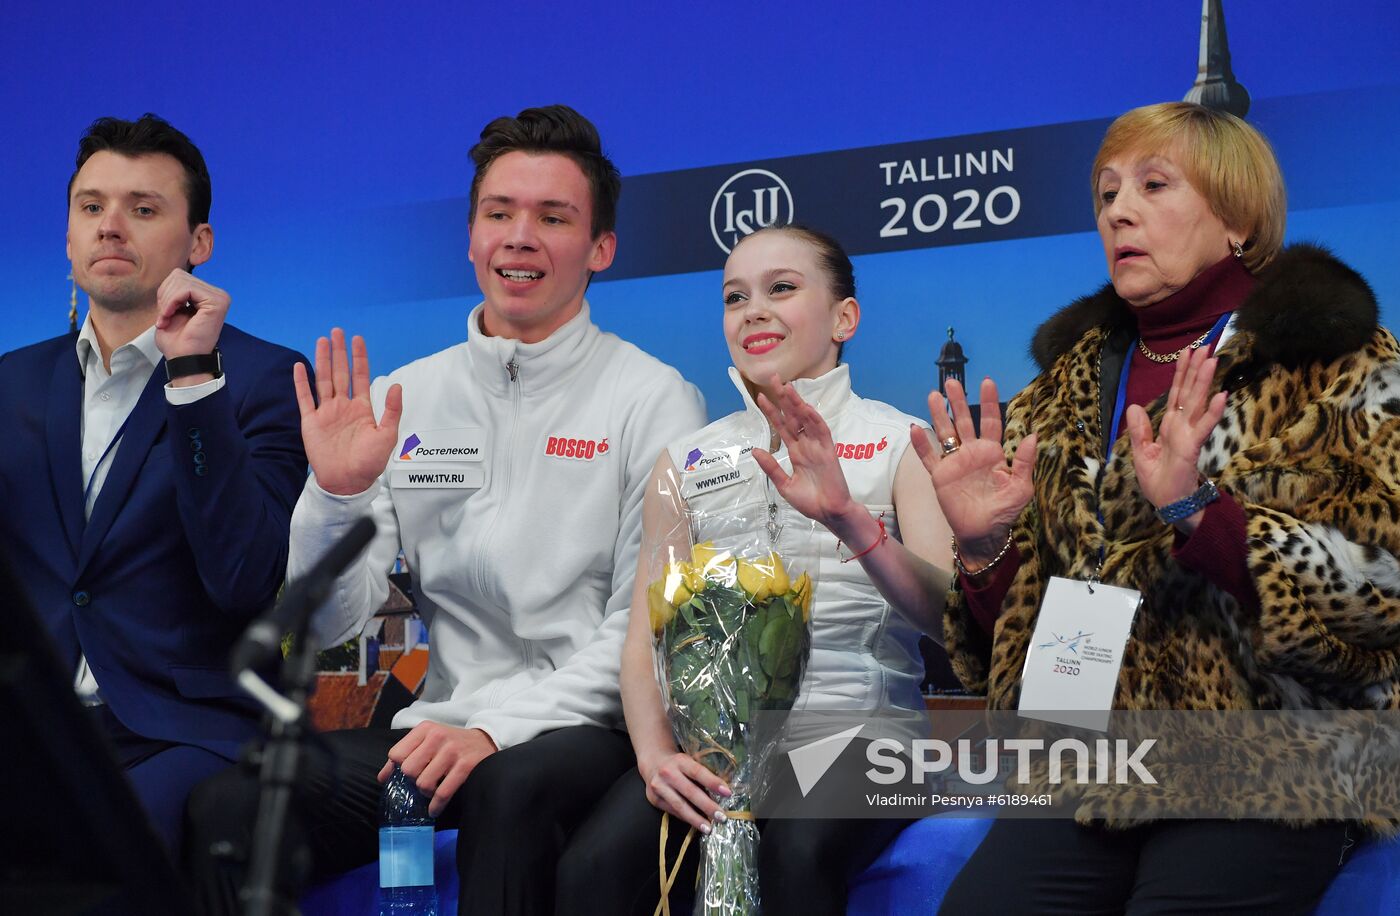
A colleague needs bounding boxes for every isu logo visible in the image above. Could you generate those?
[710,168,794,254]
[835,437,888,461]
[545,436,609,461]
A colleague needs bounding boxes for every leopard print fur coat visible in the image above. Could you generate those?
[943,245,1400,829]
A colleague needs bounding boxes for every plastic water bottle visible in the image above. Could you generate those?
[379,764,438,915]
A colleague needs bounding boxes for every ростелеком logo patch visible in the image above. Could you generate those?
[399,433,422,460]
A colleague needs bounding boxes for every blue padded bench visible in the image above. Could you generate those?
[302,819,1400,914]
[846,816,1400,915]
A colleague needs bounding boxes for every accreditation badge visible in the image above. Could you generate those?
[1017,576,1141,732]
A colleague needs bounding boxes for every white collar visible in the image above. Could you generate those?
[75,312,161,377]
[728,362,855,423]
[464,299,599,396]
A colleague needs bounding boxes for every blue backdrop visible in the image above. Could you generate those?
[4,0,1398,420]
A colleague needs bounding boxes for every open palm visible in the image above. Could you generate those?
[912,377,1036,561]
[292,328,403,497]
[1125,347,1226,511]
[751,381,853,529]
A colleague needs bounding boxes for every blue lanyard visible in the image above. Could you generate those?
[1093,311,1233,579]
[83,411,134,508]
[1107,311,1233,450]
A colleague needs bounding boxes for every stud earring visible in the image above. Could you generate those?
[1232,240,1244,259]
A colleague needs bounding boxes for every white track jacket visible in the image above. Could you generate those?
[290,303,705,749]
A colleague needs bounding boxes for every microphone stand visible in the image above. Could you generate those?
[233,516,377,916]
[238,635,318,916]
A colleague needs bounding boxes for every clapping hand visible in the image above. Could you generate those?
[752,377,864,532]
[292,328,403,497]
[911,377,1036,568]
[1125,347,1226,531]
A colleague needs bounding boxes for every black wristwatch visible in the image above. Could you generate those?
[1154,478,1220,525]
[165,348,223,382]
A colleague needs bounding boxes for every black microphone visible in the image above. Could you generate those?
[230,515,378,674]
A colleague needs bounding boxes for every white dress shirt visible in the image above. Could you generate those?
[72,313,225,703]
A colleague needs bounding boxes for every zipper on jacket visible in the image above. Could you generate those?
[764,472,782,545]
[473,358,523,603]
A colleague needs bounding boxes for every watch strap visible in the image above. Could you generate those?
[165,348,223,382]
[1155,478,1220,525]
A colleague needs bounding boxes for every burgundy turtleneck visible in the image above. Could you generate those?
[960,254,1260,636]
[1115,253,1255,439]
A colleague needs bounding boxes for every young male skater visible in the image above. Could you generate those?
[186,104,705,915]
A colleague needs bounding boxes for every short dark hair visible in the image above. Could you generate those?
[736,223,856,359]
[68,114,212,229]
[468,105,621,239]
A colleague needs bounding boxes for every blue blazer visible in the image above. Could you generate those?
[0,324,310,761]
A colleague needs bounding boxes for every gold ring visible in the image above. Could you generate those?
[940,436,961,456]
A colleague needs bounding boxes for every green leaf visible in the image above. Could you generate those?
[759,613,801,680]
[680,600,700,630]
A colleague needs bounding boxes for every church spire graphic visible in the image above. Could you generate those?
[937,327,967,394]
[1184,0,1250,117]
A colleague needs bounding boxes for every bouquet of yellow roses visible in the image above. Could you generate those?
[648,536,815,915]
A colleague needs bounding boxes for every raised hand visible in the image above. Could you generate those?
[292,328,403,497]
[154,268,230,370]
[752,377,863,533]
[1125,347,1226,530]
[911,377,1036,567]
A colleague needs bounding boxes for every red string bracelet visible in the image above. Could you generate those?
[838,512,887,563]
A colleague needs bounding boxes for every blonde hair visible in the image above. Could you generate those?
[1091,102,1286,272]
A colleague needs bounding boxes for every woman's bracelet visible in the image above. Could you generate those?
[838,512,888,564]
[951,531,1015,577]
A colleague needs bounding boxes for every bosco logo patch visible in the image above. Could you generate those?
[545,436,609,461]
[834,436,888,461]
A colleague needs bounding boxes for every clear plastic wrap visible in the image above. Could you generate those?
[646,454,818,916]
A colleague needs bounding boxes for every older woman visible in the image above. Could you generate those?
[927,101,1400,913]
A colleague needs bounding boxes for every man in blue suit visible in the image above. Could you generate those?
[0,114,309,851]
